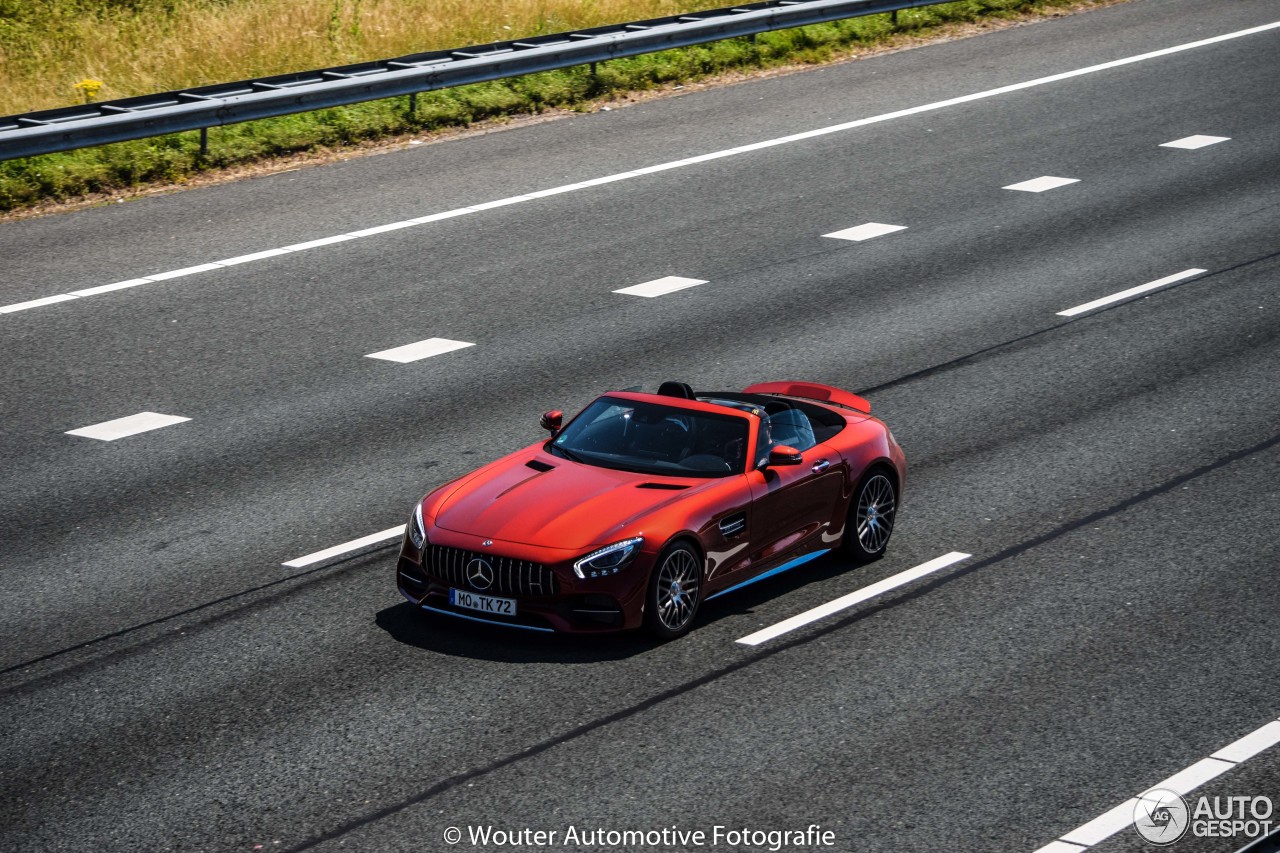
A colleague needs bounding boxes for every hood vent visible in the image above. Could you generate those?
[525,459,554,472]
[636,482,689,490]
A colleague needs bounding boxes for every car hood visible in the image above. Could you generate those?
[433,452,702,550]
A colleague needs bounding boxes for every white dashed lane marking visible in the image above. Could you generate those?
[1057,268,1207,317]
[66,412,191,441]
[365,338,476,363]
[822,223,908,242]
[1161,134,1230,149]
[613,276,708,298]
[282,525,406,568]
[1004,176,1080,193]
[3,21,1274,316]
[735,551,971,646]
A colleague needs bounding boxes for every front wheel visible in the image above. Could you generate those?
[842,469,898,563]
[644,541,703,640]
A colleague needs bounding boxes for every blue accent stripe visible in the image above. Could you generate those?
[705,549,831,601]
[419,603,556,633]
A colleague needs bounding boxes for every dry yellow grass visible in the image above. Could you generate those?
[1,0,704,115]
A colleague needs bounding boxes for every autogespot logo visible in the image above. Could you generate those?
[1134,788,1191,846]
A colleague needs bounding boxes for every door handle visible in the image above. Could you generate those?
[812,459,831,473]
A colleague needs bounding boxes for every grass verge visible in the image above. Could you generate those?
[0,0,1125,217]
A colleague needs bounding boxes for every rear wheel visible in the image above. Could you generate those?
[842,468,898,563]
[644,541,702,640]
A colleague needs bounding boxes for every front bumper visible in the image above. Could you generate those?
[396,528,652,633]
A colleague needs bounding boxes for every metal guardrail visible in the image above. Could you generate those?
[0,0,941,161]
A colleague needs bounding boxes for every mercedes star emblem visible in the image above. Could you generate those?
[466,558,494,591]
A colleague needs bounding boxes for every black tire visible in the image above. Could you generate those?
[643,541,703,640]
[842,468,898,563]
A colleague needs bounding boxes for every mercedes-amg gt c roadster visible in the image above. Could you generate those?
[396,381,905,639]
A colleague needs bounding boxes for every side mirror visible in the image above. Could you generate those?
[765,445,803,467]
[540,409,563,434]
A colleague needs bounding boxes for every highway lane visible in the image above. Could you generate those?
[2,0,1278,850]
[3,0,1277,661]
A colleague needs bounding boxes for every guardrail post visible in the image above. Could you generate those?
[199,126,208,156]
[409,91,417,116]
[892,10,899,27]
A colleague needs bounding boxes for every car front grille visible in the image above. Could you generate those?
[424,544,559,597]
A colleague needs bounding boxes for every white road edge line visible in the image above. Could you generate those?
[735,551,971,646]
[0,293,79,313]
[4,21,1277,316]
[282,525,406,568]
[1057,268,1207,317]
[1034,715,1280,852]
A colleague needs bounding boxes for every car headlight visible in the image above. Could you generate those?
[573,536,644,579]
[408,503,427,549]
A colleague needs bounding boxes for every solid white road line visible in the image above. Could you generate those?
[0,293,80,313]
[1056,799,1144,848]
[218,248,291,266]
[4,20,1277,316]
[0,292,80,312]
[1161,134,1230,149]
[365,337,475,363]
[1150,757,1235,797]
[1003,176,1080,193]
[1212,720,1280,763]
[145,263,225,281]
[1057,268,1207,317]
[66,411,191,441]
[1034,714,1280,851]
[735,551,971,646]
[822,223,908,242]
[282,525,406,568]
[70,278,153,297]
[613,276,708,297]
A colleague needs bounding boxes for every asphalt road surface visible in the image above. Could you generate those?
[2,0,1278,850]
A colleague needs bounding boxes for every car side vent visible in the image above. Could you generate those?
[719,512,746,538]
[525,459,554,472]
[636,482,689,490]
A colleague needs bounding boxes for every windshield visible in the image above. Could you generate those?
[550,397,749,477]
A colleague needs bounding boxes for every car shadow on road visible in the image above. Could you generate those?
[375,601,657,663]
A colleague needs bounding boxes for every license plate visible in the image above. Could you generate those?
[449,588,517,616]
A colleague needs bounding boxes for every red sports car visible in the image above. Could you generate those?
[396,381,905,639]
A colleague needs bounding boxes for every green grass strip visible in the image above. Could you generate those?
[0,1,1112,214]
